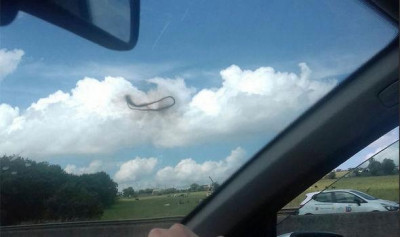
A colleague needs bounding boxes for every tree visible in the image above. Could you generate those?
[381,158,395,175]
[211,182,220,191]
[123,187,135,197]
[368,158,382,176]
[0,155,118,225]
[138,188,153,195]
[189,183,200,192]
[1,155,68,225]
[353,167,361,177]
[46,182,103,221]
[79,172,118,207]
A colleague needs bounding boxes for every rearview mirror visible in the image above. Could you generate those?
[0,0,140,51]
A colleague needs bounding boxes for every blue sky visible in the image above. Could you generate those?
[0,0,398,189]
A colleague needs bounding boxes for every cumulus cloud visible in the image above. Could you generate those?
[0,104,19,130]
[155,147,246,187]
[111,147,246,189]
[64,160,103,175]
[114,157,158,183]
[0,48,24,80]
[0,63,337,157]
[23,61,179,82]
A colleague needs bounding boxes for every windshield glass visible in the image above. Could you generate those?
[352,190,377,200]
[0,0,398,225]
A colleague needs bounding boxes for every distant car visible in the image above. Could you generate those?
[298,189,399,215]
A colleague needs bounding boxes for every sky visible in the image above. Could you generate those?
[0,0,398,190]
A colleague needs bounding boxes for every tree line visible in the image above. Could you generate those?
[0,155,118,225]
[121,182,221,198]
[350,158,397,177]
[325,158,397,179]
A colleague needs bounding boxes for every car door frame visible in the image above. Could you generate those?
[311,192,335,215]
[331,191,364,213]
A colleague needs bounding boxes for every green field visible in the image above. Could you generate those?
[335,171,348,178]
[102,175,399,220]
[101,192,207,220]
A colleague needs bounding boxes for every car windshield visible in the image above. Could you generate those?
[0,0,398,225]
[352,190,377,200]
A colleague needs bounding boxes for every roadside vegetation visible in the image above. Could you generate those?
[1,155,398,224]
[0,156,117,225]
[102,192,207,220]
[101,173,399,220]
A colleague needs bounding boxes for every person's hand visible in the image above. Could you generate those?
[148,223,199,237]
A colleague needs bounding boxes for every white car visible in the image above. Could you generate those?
[298,189,399,215]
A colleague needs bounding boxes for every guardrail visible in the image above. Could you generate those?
[0,216,183,237]
[0,216,183,230]
[2,211,397,237]
[0,208,299,230]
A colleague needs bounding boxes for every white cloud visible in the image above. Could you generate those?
[64,160,103,175]
[111,147,246,189]
[0,48,24,80]
[114,157,158,183]
[155,147,246,187]
[23,61,178,82]
[0,104,19,132]
[0,63,337,157]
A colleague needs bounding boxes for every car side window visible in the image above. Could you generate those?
[312,193,333,203]
[333,192,362,203]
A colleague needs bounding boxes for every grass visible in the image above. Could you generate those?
[335,171,348,178]
[102,175,399,220]
[101,192,207,221]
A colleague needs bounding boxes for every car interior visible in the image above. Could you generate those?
[0,0,398,236]
[181,1,399,236]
